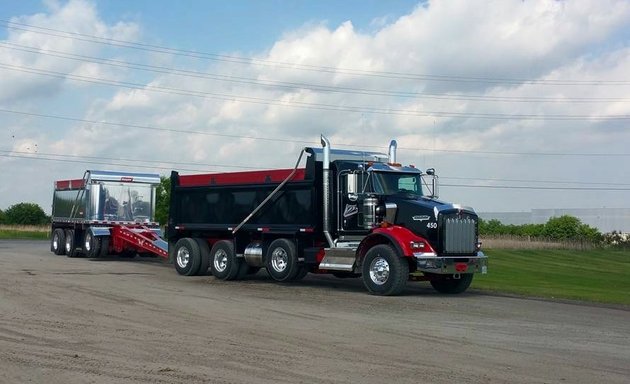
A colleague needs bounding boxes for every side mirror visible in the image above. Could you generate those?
[423,169,439,199]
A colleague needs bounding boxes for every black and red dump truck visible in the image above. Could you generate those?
[50,170,167,259]
[167,135,487,295]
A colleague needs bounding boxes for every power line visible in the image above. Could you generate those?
[3,41,628,104]
[3,19,629,86]
[2,151,628,190]
[3,108,630,157]
[3,63,629,121]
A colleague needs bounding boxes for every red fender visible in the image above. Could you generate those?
[358,225,435,258]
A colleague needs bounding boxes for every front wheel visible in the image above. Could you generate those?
[361,244,409,296]
[430,274,474,294]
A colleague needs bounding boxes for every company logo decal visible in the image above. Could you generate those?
[412,215,431,221]
[343,204,358,218]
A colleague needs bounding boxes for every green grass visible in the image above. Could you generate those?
[0,225,49,240]
[472,249,630,305]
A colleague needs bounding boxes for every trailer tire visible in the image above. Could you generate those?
[174,238,202,276]
[430,274,474,294]
[99,236,110,257]
[84,232,101,258]
[210,240,240,280]
[65,229,80,258]
[194,238,211,276]
[51,228,66,255]
[266,238,299,282]
[361,244,408,296]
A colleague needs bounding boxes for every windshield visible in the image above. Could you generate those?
[372,172,423,196]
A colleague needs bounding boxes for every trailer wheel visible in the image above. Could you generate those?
[174,238,202,276]
[361,244,409,296]
[84,232,101,258]
[65,229,80,258]
[266,238,299,282]
[99,236,110,257]
[210,240,240,280]
[430,274,474,294]
[194,238,211,276]
[51,228,66,255]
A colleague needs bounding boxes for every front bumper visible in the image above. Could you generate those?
[413,251,488,275]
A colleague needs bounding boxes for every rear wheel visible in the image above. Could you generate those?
[430,274,474,294]
[361,244,409,296]
[174,238,202,276]
[209,240,240,280]
[65,229,80,258]
[293,266,309,281]
[99,236,110,257]
[194,238,211,276]
[84,232,101,258]
[266,238,299,282]
[51,228,66,255]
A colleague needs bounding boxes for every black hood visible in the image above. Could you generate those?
[385,194,478,253]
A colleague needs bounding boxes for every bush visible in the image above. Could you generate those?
[480,215,602,243]
[3,203,49,225]
[0,208,5,224]
[155,176,170,225]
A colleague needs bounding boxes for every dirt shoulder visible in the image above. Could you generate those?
[1,240,629,383]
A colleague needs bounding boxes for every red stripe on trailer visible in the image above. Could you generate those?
[178,168,306,187]
[55,178,86,190]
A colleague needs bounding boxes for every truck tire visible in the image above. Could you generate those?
[361,244,409,296]
[194,238,211,276]
[266,238,299,282]
[84,232,101,258]
[293,266,309,281]
[99,236,110,257]
[209,240,240,280]
[65,229,80,258]
[174,238,202,276]
[430,274,474,294]
[51,228,66,255]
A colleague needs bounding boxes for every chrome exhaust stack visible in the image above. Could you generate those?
[321,134,335,248]
[388,139,397,164]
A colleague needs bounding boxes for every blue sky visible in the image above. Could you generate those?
[1,0,629,216]
[0,0,420,51]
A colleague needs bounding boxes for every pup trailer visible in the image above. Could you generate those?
[168,135,487,295]
[50,170,167,259]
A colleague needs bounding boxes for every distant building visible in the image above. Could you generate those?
[479,208,630,233]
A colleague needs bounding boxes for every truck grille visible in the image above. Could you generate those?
[443,216,476,254]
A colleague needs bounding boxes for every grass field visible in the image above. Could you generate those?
[0,225,49,240]
[472,249,630,305]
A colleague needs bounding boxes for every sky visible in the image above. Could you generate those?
[1,0,629,215]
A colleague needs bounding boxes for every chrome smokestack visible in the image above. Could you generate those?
[320,134,335,248]
[388,139,397,163]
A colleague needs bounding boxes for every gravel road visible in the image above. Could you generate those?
[1,240,628,384]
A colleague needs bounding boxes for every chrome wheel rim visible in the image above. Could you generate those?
[271,247,288,272]
[213,249,228,273]
[369,256,389,285]
[65,236,72,253]
[176,247,190,269]
[84,234,92,252]
[53,233,59,250]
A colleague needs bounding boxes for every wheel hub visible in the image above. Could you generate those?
[213,249,228,272]
[271,247,288,272]
[369,257,390,285]
[176,247,190,269]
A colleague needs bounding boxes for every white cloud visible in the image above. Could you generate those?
[1,0,629,214]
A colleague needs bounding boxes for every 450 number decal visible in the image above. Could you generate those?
[426,222,437,229]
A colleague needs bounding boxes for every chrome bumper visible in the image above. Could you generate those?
[413,251,488,275]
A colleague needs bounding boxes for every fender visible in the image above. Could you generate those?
[358,225,435,259]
